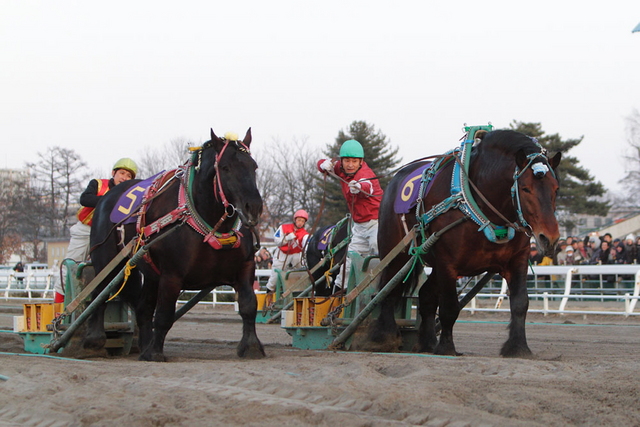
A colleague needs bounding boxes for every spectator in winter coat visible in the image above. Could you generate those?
[590,241,612,265]
[623,234,637,264]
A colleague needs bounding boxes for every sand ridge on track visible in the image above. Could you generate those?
[1,306,640,426]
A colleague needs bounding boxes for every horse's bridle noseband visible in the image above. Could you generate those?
[209,139,261,249]
[196,138,253,227]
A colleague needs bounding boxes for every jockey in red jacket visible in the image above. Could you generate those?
[317,139,383,289]
[266,209,310,293]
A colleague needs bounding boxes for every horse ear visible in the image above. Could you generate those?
[515,149,528,170]
[549,152,562,171]
[243,128,252,147]
[210,128,225,151]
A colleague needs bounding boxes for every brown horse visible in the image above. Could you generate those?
[369,129,561,357]
[86,128,264,361]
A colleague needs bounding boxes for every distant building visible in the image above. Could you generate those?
[46,238,70,270]
[560,206,640,238]
[0,168,30,191]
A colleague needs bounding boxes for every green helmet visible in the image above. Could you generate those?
[113,158,138,178]
[339,139,364,158]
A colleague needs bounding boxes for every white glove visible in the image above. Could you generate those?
[320,159,334,173]
[348,180,362,194]
[284,232,296,241]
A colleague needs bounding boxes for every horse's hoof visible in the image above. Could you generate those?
[82,337,106,351]
[61,346,108,359]
[434,344,459,356]
[237,345,266,359]
[413,344,435,353]
[139,352,167,362]
[413,338,438,353]
[501,345,534,358]
[151,354,167,362]
[360,324,402,352]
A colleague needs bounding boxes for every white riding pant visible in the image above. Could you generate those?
[266,248,305,292]
[334,219,378,289]
[54,221,91,297]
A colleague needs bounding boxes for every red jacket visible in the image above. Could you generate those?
[76,179,111,225]
[317,159,382,223]
[277,223,309,254]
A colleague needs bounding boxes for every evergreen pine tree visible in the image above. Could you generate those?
[318,121,401,226]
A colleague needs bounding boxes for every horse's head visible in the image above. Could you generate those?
[471,130,561,255]
[200,128,263,227]
[514,147,562,256]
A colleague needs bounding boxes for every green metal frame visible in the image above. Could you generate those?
[283,250,421,351]
[18,259,137,355]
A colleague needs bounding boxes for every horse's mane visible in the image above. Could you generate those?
[471,130,542,177]
[475,130,540,156]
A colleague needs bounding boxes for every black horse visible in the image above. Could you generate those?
[85,128,264,361]
[305,219,350,296]
[369,129,561,357]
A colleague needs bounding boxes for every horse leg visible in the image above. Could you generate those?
[136,274,160,361]
[82,304,107,351]
[416,272,439,352]
[501,269,533,358]
[82,269,118,352]
[144,277,182,362]
[433,266,461,356]
[365,256,413,352]
[235,267,266,358]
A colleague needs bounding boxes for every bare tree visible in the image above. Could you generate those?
[256,137,323,236]
[55,148,88,234]
[27,147,87,237]
[620,109,640,206]
[8,180,50,262]
[27,148,59,235]
[0,176,22,263]
[136,137,194,178]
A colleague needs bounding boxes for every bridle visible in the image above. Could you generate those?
[139,137,260,251]
[187,138,260,249]
[417,135,557,244]
[510,149,556,233]
[210,139,252,216]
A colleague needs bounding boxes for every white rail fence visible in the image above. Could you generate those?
[2,266,639,317]
[0,267,273,307]
[0,269,55,301]
[464,265,640,317]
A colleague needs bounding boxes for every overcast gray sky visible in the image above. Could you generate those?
[1,1,639,192]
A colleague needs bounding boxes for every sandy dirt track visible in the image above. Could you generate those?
[1,305,640,427]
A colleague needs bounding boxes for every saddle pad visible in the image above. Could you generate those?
[110,172,164,224]
[393,162,431,214]
[316,225,336,251]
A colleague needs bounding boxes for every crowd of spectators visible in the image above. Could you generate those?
[530,232,640,266]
